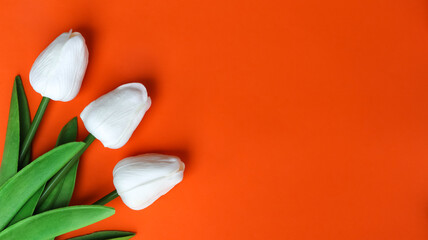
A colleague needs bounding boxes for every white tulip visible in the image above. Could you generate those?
[80,83,151,149]
[113,154,185,210]
[29,30,88,102]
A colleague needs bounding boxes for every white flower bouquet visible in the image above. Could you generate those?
[0,30,184,240]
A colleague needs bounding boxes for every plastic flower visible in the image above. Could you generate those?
[29,30,88,102]
[113,154,184,210]
[80,83,151,149]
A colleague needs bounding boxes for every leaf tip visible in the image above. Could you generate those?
[15,75,22,82]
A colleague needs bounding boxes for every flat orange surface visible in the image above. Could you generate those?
[1,0,428,239]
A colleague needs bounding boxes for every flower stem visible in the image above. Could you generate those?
[37,134,96,206]
[93,190,119,205]
[19,97,50,166]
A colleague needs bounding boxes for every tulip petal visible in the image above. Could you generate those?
[113,154,184,210]
[80,83,151,149]
[119,170,183,210]
[30,31,88,102]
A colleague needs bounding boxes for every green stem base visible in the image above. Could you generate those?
[93,190,119,205]
[19,97,50,166]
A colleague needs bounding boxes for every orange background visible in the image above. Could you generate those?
[1,0,428,239]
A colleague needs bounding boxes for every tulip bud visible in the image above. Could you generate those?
[113,154,185,210]
[80,83,151,149]
[29,30,89,102]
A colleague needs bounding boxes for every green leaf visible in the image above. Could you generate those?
[7,186,44,226]
[15,75,31,169]
[68,231,136,240]
[36,117,79,213]
[38,134,95,207]
[4,76,37,226]
[35,182,62,213]
[52,160,78,207]
[56,117,78,146]
[0,79,20,186]
[0,205,115,240]
[0,142,85,230]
